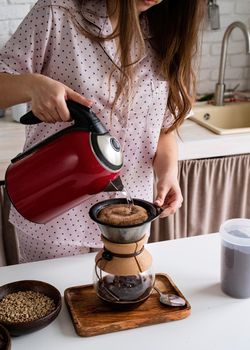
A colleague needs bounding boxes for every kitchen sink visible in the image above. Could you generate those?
[190,102,250,135]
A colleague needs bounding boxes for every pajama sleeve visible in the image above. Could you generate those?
[161,108,175,129]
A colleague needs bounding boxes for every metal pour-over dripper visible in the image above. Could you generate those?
[89,198,162,243]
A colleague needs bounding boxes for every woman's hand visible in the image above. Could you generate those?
[154,173,183,218]
[27,74,93,123]
[153,130,182,218]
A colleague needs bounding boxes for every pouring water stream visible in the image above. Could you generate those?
[110,179,134,212]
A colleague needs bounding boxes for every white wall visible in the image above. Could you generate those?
[0,0,35,48]
[0,0,250,95]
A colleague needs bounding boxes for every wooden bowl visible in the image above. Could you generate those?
[0,324,11,350]
[0,280,62,336]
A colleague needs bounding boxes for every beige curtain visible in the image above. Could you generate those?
[150,153,250,242]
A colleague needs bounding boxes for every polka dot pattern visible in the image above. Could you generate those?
[0,0,174,262]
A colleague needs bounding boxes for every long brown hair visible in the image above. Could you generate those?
[78,0,205,130]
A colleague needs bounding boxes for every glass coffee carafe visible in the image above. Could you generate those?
[93,235,154,307]
[89,198,162,308]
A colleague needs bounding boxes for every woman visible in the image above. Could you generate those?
[0,0,205,262]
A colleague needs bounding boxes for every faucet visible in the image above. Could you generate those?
[214,21,250,106]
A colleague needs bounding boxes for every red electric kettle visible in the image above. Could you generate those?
[5,100,123,224]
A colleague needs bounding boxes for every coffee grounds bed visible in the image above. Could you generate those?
[64,273,191,337]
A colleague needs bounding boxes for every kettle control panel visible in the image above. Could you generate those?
[91,134,123,171]
[110,137,121,152]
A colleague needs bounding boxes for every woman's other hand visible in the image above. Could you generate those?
[154,174,183,218]
[27,74,93,123]
[153,130,183,218]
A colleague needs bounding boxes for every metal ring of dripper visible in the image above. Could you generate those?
[89,198,163,243]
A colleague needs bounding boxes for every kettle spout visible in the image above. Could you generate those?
[103,176,124,192]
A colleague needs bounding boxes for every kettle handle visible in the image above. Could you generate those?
[19,100,107,134]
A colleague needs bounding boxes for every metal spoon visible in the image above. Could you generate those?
[154,286,186,307]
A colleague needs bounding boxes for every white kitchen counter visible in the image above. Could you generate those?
[1,233,250,350]
[178,119,250,160]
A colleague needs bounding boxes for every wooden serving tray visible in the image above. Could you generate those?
[64,273,191,337]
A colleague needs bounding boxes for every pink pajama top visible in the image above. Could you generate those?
[0,0,173,260]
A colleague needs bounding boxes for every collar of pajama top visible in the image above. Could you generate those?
[74,0,151,67]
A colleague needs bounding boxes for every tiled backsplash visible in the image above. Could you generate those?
[0,0,250,95]
[198,0,250,94]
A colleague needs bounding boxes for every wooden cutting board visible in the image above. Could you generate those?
[64,273,191,337]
